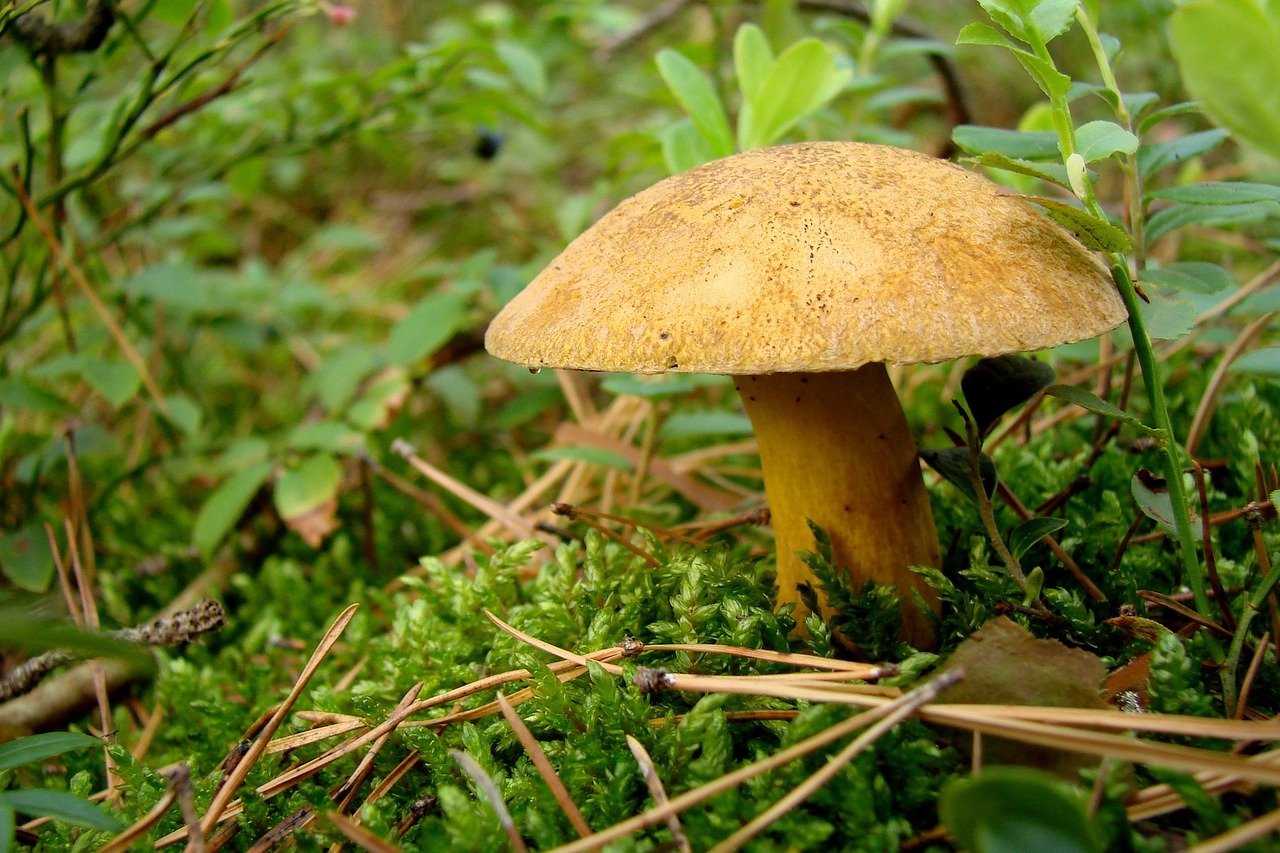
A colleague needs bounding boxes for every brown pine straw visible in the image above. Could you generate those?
[496,692,593,839]
[708,671,963,852]
[450,748,529,853]
[131,600,1280,851]
[487,613,1280,778]
[1188,804,1280,853]
[546,673,965,853]
[325,810,402,853]
[626,734,693,853]
[195,604,359,845]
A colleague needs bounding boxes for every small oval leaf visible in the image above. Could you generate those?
[921,446,998,503]
[193,461,274,557]
[1008,517,1068,561]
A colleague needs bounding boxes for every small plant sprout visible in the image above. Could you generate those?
[485,141,1126,647]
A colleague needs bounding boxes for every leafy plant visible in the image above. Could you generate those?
[941,766,1101,853]
[0,732,122,848]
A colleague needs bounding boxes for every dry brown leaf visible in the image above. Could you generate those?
[935,616,1109,777]
[283,496,340,548]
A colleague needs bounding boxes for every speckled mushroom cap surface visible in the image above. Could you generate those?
[485,141,1127,374]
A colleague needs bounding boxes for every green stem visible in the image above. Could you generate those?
[1221,513,1279,715]
[1108,262,1214,630]
[1038,9,1215,651]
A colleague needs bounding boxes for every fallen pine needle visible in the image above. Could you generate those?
[450,749,528,853]
[708,671,963,851]
[497,692,593,838]
[626,734,691,853]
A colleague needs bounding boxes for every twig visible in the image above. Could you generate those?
[595,0,696,61]
[0,599,225,701]
[1192,462,1235,630]
[324,811,403,853]
[390,437,552,546]
[1188,806,1280,853]
[0,550,238,733]
[1233,633,1269,722]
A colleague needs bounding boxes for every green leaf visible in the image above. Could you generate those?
[1136,129,1230,181]
[658,412,754,439]
[1127,293,1198,343]
[1170,0,1280,161]
[961,355,1056,437]
[386,291,468,368]
[0,523,55,591]
[1018,196,1131,252]
[977,0,1080,44]
[956,21,1018,49]
[1137,100,1202,136]
[1045,384,1161,435]
[656,49,735,160]
[0,790,123,832]
[192,460,273,557]
[1074,120,1138,162]
[1148,181,1280,205]
[0,733,103,772]
[84,359,142,409]
[0,377,75,415]
[285,421,366,455]
[495,40,547,98]
[0,617,153,669]
[967,152,1070,187]
[1230,345,1280,378]
[1144,200,1280,243]
[305,344,376,413]
[161,394,202,436]
[345,369,410,431]
[531,446,634,471]
[1010,48,1072,101]
[660,119,717,174]
[733,24,773,104]
[1008,517,1068,561]
[600,374,702,398]
[739,39,851,150]
[120,261,213,312]
[920,447,997,503]
[952,126,1060,160]
[940,766,1099,853]
[1027,0,1082,43]
[1132,469,1200,542]
[1138,262,1233,295]
[274,454,343,519]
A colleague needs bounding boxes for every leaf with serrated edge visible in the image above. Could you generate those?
[1015,195,1132,252]
[1046,384,1163,436]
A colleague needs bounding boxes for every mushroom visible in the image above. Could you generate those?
[485,142,1126,647]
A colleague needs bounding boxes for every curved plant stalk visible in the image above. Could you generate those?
[1019,8,1214,639]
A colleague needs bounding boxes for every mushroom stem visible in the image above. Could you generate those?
[735,365,941,647]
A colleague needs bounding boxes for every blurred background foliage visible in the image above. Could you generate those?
[0,0,992,606]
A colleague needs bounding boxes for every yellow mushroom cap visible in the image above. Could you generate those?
[485,141,1126,374]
